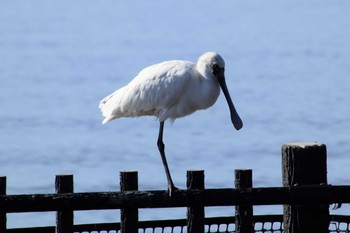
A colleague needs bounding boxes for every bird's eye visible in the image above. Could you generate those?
[212,64,220,76]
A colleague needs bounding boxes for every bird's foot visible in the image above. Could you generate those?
[333,203,342,210]
[168,185,179,197]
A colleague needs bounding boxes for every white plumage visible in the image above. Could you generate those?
[99,52,243,195]
[100,54,221,123]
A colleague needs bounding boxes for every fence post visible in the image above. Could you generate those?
[282,142,329,233]
[55,174,74,233]
[235,169,254,233]
[120,171,138,233]
[0,176,6,232]
[187,170,205,233]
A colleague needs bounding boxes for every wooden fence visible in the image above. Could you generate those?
[1,142,350,233]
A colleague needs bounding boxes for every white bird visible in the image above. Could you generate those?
[99,52,243,195]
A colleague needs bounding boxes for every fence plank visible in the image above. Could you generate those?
[55,174,73,233]
[120,171,138,233]
[282,142,329,233]
[187,170,205,233]
[235,169,253,233]
[0,176,6,232]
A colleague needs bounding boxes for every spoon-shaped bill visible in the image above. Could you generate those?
[218,75,243,130]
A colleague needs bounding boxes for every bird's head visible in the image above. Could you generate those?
[197,52,225,77]
[198,52,243,130]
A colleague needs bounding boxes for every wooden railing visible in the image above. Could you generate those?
[1,142,349,233]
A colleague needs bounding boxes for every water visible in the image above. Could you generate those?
[1,0,350,228]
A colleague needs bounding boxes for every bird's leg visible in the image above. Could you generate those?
[157,121,178,196]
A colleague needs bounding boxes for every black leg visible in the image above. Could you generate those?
[157,121,178,196]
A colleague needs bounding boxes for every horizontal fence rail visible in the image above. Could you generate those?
[1,185,350,212]
[6,215,350,233]
[6,216,287,233]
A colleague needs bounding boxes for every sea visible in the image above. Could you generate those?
[0,0,349,228]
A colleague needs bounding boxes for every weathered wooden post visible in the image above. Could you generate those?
[0,176,6,232]
[187,170,205,233]
[55,174,74,233]
[120,171,138,233]
[235,169,254,233]
[282,142,329,233]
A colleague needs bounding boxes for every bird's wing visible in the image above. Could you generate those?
[99,60,197,123]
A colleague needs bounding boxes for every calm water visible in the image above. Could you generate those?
[1,0,350,228]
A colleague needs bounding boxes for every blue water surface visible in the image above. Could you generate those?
[0,0,350,228]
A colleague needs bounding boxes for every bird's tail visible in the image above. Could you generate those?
[99,89,122,124]
[101,116,115,124]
